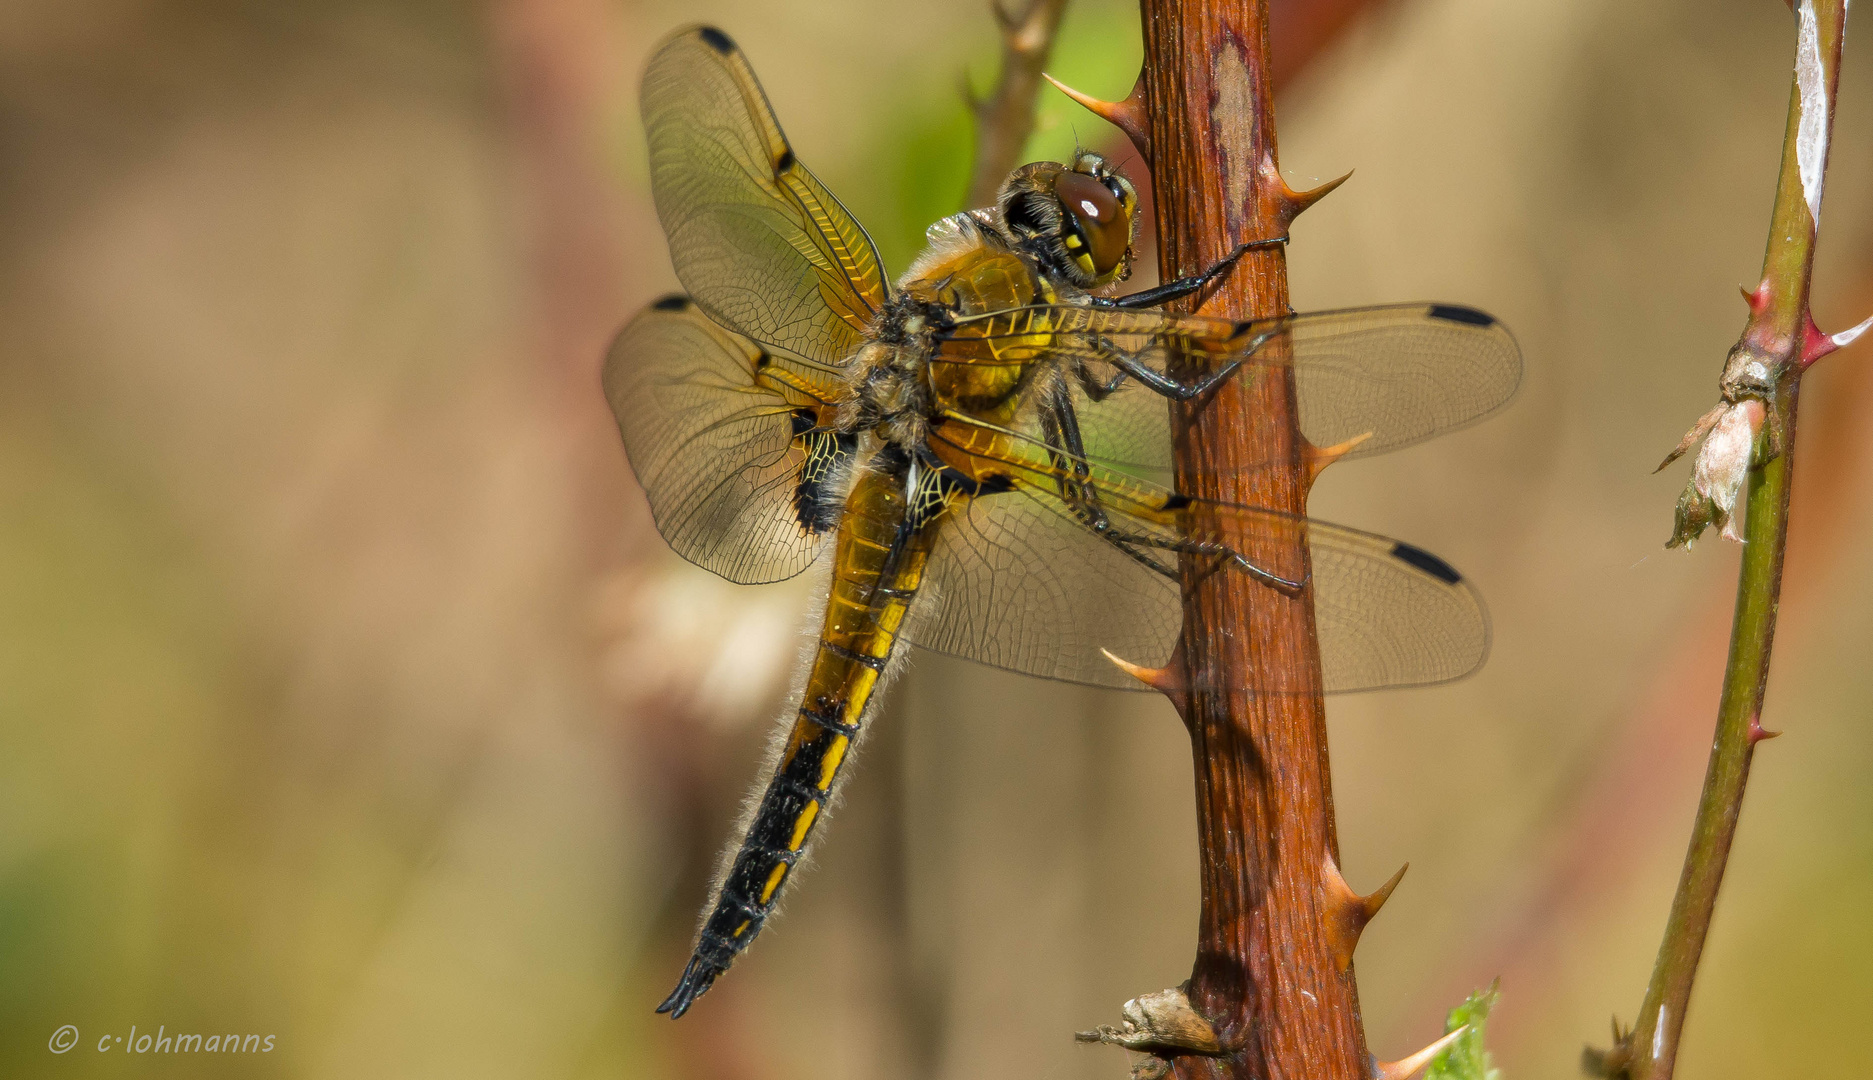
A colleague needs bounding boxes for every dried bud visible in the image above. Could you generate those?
[1667,398,1765,548]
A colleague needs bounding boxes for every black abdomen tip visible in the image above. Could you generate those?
[1390,541,1462,585]
[656,956,724,1019]
[697,26,735,54]
[1427,304,1495,327]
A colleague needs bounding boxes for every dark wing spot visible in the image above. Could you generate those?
[697,26,735,54]
[788,408,815,437]
[1160,493,1192,511]
[1427,304,1495,327]
[1390,541,1462,585]
[975,473,1015,495]
[652,294,690,311]
[773,149,795,173]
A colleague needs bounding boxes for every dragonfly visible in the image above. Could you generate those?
[606,25,1521,1019]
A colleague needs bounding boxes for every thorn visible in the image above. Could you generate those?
[1272,161,1353,228]
[1800,308,1873,370]
[1748,714,1783,744]
[1373,1025,1468,1080]
[1044,69,1150,165]
[1305,431,1374,487]
[1101,646,1187,699]
[1743,278,1772,313]
[1320,852,1407,972]
[1584,1016,1633,1078]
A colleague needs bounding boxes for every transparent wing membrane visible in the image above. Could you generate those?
[934,302,1522,475]
[640,27,889,366]
[911,413,1490,693]
[604,297,849,585]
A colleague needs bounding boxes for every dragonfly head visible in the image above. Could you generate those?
[998,152,1138,291]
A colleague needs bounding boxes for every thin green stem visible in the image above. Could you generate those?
[1620,3,1847,1077]
[1627,388,1796,1078]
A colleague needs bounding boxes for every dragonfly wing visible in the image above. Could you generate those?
[605,296,853,585]
[935,302,1521,474]
[641,26,890,366]
[914,482,1184,692]
[911,416,1489,692]
[1309,526,1490,692]
[1286,303,1521,458]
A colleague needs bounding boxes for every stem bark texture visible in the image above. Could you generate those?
[1140,3,1370,1078]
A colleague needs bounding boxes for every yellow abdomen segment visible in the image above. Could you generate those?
[676,463,940,994]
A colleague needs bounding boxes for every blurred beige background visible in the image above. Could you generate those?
[1,1,1869,1078]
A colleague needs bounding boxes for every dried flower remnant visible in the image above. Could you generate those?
[1617,2,1857,1076]
[1075,986,1226,1056]
[1659,395,1765,548]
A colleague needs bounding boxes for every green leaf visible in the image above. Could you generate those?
[1425,982,1503,1080]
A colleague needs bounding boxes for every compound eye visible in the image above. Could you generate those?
[1055,171,1130,279]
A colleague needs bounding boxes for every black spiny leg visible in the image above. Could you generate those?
[1074,355,1130,402]
[1100,323,1285,404]
[1092,236,1286,310]
[1040,386,1306,591]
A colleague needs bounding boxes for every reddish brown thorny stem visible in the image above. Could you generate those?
[1137,3,1371,1078]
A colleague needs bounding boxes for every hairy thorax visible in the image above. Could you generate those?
[838,212,1063,447]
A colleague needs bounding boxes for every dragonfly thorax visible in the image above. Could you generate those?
[839,294,948,448]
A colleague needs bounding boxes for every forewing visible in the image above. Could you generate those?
[934,302,1521,473]
[911,416,1489,692]
[604,296,850,585]
[641,26,889,366]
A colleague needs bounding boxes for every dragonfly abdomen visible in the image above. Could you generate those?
[658,465,937,1018]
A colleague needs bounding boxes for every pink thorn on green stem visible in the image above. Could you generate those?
[1800,310,1873,368]
[1619,1,1849,1077]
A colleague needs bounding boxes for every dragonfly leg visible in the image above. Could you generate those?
[1037,388,1300,592]
[1097,236,1287,310]
[1039,391,1178,580]
[1105,350,1244,403]
[1095,525,1308,593]
[1074,358,1130,402]
[1100,321,1287,404]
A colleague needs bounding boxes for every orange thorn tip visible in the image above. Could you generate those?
[1043,70,1151,164]
[1373,1025,1469,1080]
[1276,169,1354,225]
[1101,648,1185,695]
[1321,852,1407,971]
[1306,431,1374,485]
